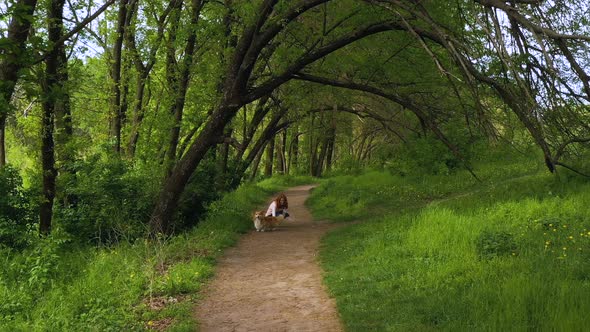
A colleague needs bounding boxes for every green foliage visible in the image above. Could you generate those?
[386,119,482,177]
[256,174,317,191]
[388,135,460,175]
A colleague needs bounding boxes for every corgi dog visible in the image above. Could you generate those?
[253,211,284,232]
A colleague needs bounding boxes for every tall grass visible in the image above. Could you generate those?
[0,175,313,331]
[311,162,590,331]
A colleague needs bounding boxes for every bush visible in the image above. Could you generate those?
[175,155,221,232]
[386,135,463,176]
[0,166,34,249]
[55,155,158,245]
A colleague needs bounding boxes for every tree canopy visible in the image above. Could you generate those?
[1,0,589,238]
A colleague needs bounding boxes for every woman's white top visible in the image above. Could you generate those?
[266,201,277,216]
[266,201,287,217]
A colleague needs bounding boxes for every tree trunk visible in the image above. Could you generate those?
[264,137,275,176]
[127,72,148,157]
[315,135,329,177]
[149,102,241,235]
[110,0,130,154]
[276,130,286,174]
[54,31,72,172]
[40,0,67,235]
[281,129,288,174]
[289,131,299,173]
[229,107,287,188]
[234,96,271,162]
[309,113,317,175]
[249,146,265,182]
[0,119,6,167]
[0,0,39,166]
[125,0,173,158]
[325,106,336,172]
[216,127,233,189]
[325,134,334,172]
[164,0,204,174]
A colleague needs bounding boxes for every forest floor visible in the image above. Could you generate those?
[194,185,343,331]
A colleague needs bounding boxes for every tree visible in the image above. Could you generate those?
[0,0,39,166]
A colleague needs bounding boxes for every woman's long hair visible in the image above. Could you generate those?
[275,193,288,209]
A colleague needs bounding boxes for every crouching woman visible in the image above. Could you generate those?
[266,193,289,218]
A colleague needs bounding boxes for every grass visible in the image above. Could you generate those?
[0,174,314,331]
[309,161,590,331]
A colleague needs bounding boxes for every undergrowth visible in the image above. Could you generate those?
[0,175,312,331]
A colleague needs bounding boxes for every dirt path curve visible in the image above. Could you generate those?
[194,185,343,332]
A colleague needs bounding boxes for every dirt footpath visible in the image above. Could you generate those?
[194,185,343,332]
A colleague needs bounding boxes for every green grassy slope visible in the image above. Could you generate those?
[309,165,590,331]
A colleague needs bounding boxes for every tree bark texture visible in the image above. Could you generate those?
[164,0,204,175]
[40,0,67,235]
[110,0,130,153]
[264,137,275,176]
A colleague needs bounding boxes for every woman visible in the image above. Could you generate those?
[266,193,289,218]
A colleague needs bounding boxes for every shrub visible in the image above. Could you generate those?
[0,166,34,249]
[55,155,158,245]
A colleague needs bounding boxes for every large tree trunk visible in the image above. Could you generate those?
[0,0,39,166]
[149,101,241,234]
[110,0,130,154]
[40,0,67,235]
